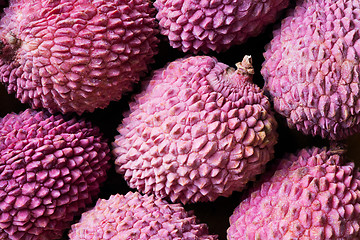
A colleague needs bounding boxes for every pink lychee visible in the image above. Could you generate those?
[0,0,159,114]
[113,55,278,204]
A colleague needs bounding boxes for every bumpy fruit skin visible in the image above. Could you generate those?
[0,0,159,114]
[262,0,360,140]
[0,109,111,240]
[113,55,278,204]
[68,192,218,240]
[227,147,360,239]
[154,0,289,53]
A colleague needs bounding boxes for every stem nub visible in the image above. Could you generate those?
[0,31,21,61]
[235,55,254,76]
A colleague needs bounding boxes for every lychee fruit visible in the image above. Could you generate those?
[262,0,360,140]
[68,191,218,239]
[0,109,110,239]
[154,0,289,53]
[113,55,278,204]
[0,0,159,114]
[227,146,360,239]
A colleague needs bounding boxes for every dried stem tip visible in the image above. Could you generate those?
[236,55,254,75]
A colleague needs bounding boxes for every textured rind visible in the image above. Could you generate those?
[262,0,360,140]
[0,109,111,240]
[227,147,360,240]
[154,0,289,53]
[113,56,278,204]
[0,0,159,114]
[68,191,218,240]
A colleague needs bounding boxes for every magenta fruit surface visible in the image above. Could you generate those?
[0,109,111,239]
[113,55,278,204]
[228,146,360,239]
[262,0,360,140]
[68,191,218,239]
[0,0,159,114]
[154,0,289,53]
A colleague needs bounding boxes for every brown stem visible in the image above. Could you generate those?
[235,55,254,76]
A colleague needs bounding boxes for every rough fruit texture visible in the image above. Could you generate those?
[154,0,289,53]
[0,0,159,114]
[262,0,360,140]
[68,191,218,240]
[0,109,111,240]
[227,146,360,239]
[113,55,278,204]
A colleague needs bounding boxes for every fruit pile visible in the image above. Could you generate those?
[0,0,360,239]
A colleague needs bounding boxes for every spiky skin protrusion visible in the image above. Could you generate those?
[154,0,289,53]
[227,147,360,239]
[262,0,360,140]
[113,56,278,204]
[0,0,159,114]
[0,109,111,240]
[68,192,218,239]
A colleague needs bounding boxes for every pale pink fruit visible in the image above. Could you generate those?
[113,55,278,204]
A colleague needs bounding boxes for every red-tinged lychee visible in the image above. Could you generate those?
[0,109,110,239]
[228,146,360,239]
[154,0,289,53]
[0,0,159,114]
